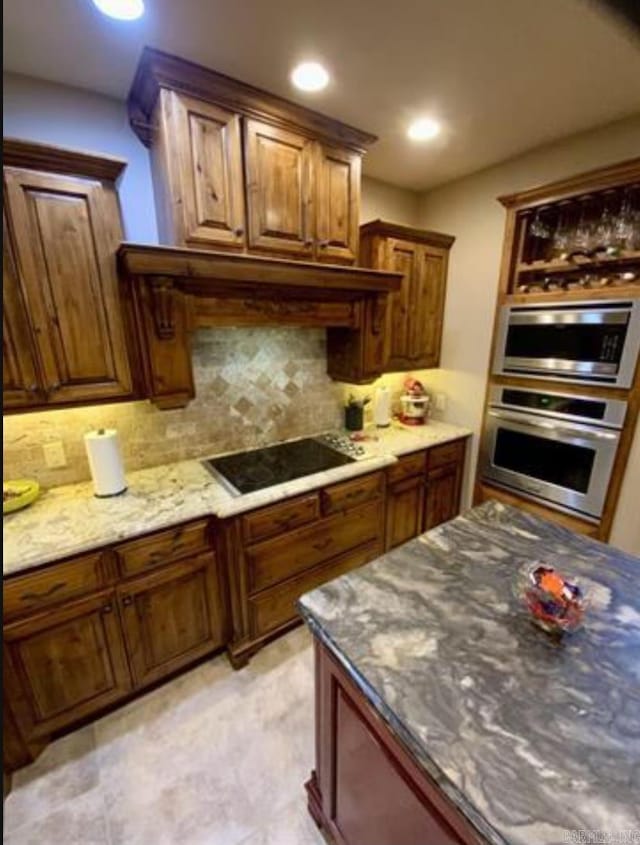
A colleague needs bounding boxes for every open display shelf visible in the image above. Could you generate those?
[499,159,640,299]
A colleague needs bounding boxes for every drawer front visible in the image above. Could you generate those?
[247,500,383,594]
[427,439,465,471]
[249,540,381,637]
[115,520,210,577]
[242,493,319,545]
[3,553,108,619]
[321,471,384,517]
[386,452,426,484]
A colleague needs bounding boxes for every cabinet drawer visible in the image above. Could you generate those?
[3,553,109,620]
[114,520,210,577]
[247,500,382,594]
[242,494,319,545]
[321,472,384,517]
[427,439,465,470]
[249,540,380,637]
[386,452,426,484]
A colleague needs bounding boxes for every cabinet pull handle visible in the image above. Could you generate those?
[102,604,113,614]
[312,537,332,552]
[122,596,132,607]
[274,516,294,529]
[21,582,66,603]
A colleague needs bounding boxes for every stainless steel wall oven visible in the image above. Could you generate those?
[480,386,627,521]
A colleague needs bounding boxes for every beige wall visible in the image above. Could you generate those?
[360,175,420,225]
[417,114,640,554]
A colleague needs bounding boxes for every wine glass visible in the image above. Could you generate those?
[551,209,572,260]
[529,208,552,239]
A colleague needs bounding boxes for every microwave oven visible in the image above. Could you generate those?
[492,299,640,388]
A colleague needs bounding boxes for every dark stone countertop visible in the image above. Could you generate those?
[298,501,640,845]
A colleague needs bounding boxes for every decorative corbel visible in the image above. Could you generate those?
[148,276,177,340]
[370,294,388,335]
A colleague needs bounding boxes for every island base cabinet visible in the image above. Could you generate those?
[3,591,132,741]
[307,638,483,845]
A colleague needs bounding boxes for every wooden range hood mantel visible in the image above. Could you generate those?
[119,243,402,409]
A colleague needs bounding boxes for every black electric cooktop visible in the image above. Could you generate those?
[204,437,355,495]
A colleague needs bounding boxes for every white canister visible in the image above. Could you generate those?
[84,429,127,497]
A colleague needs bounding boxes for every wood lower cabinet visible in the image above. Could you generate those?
[119,553,224,689]
[2,518,224,773]
[331,220,455,381]
[424,463,463,531]
[3,590,131,740]
[386,474,426,550]
[307,637,483,845]
[224,472,386,667]
[386,441,467,549]
[2,139,135,411]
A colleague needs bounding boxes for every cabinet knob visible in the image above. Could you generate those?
[102,604,113,614]
[304,238,313,247]
[49,382,61,393]
[234,227,244,237]
[122,596,133,607]
[319,240,329,248]
[27,384,39,394]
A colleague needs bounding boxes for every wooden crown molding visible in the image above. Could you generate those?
[498,156,640,210]
[127,47,378,153]
[3,138,127,182]
[118,243,402,296]
[359,219,456,249]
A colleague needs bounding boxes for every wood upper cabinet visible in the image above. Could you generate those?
[128,49,376,264]
[3,590,131,740]
[152,89,246,249]
[244,119,315,258]
[119,552,224,690]
[359,221,455,374]
[2,212,41,408]
[315,144,361,264]
[2,140,134,411]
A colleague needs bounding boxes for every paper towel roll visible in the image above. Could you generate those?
[84,429,127,497]
[373,386,391,428]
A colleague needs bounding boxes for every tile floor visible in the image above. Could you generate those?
[4,626,326,845]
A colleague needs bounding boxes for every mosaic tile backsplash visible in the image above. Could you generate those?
[3,329,344,488]
[3,327,439,489]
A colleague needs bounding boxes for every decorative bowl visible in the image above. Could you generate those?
[515,564,586,635]
[3,479,40,515]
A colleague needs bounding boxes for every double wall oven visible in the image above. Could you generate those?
[480,386,627,521]
[482,297,638,523]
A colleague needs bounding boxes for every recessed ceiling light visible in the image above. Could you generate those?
[92,0,144,20]
[291,62,330,92]
[407,117,441,142]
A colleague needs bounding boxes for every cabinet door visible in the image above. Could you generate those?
[160,90,245,249]
[424,463,462,530]
[2,211,42,408]
[385,475,425,550]
[385,239,420,369]
[315,144,360,264]
[4,167,132,405]
[410,245,448,367]
[3,591,131,740]
[119,553,224,689]
[245,119,314,258]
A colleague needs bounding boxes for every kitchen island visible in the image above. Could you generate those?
[298,501,640,845]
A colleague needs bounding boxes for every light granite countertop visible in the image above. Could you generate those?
[3,420,470,576]
[299,501,640,845]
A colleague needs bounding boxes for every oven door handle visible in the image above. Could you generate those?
[488,409,619,441]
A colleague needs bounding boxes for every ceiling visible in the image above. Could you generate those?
[3,0,640,191]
